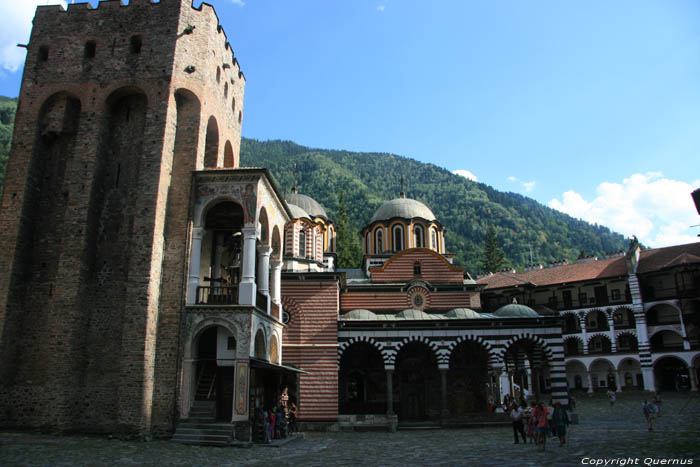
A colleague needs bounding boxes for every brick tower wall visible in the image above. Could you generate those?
[0,0,245,436]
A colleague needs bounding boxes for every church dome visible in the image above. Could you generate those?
[341,309,377,320]
[287,203,310,220]
[493,303,540,318]
[444,308,481,319]
[286,190,328,219]
[369,195,436,223]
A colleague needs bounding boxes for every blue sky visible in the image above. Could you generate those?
[1,0,699,247]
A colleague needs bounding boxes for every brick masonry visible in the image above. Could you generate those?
[0,0,245,437]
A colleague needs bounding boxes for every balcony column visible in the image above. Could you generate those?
[580,315,589,354]
[689,367,698,392]
[257,245,272,314]
[586,371,594,394]
[270,259,282,306]
[187,226,205,305]
[608,313,617,352]
[239,226,258,306]
[525,362,533,397]
[678,308,691,350]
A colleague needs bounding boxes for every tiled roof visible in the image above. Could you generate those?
[477,241,700,290]
[636,242,700,273]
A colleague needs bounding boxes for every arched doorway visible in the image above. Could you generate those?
[565,360,586,390]
[654,356,691,392]
[193,325,236,421]
[339,342,386,414]
[395,341,439,421]
[448,340,490,415]
[504,338,551,400]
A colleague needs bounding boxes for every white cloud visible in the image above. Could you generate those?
[548,172,700,248]
[522,181,536,193]
[231,0,246,6]
[377,4,386,12]
[453,169,477,182]
[508,176,536,193]
[0,1,66,72]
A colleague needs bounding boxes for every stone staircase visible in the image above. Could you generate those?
[171,400,235,446]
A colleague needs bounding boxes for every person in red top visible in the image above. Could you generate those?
[532,402,550,451]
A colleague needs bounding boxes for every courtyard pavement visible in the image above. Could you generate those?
[1,392,698,466]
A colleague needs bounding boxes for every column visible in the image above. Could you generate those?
[580,316,589,354]
[525,363,533,398]
[239,225,257,306]
[586,371,594,394]
[690,368,698,392]
[270,259,282,305]
[257,245,271,314]
[642,367,655,392]
[617,370,625,392]
[499,368,511,404]
[187,227,204,305]
[608,314,617,352]
[679,309,691,350]
[386,369,394,415]
[440,368,448,423]
[614,370,622,392]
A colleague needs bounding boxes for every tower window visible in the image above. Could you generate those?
[375,229,383,254]
[216,66,221,83]
[299,231,306,258]
[130,35,142,54]
[84,41,96,58]
[413,261,422,276]
[238,110,242,124]
[232,97,236,113]
[414,225,424,248]
[38,45,49,62]
[392,225,404,251]
[224,83,228,97]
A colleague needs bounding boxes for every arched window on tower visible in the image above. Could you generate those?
[392,225,404,252]
[413,261,422,277]
[413,225,424,248]
[366,232,372,255]
[375,229,383,254]
[299,230,306,258]
[431,228,438,252]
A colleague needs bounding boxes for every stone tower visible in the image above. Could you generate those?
[0,0,245,436]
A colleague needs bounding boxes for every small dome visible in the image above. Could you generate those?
[369,196,436,223]
[493,303,540,318]
[444,308,481,319]
[287,203,310,220]
[286,191,328,219]
[396,309,438,320]
[341,309,377,320]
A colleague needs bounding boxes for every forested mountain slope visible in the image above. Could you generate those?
[240,138,628,273]
[0,97,628,273]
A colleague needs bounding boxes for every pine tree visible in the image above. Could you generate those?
[482,225,505,273]
[335,189,362,268]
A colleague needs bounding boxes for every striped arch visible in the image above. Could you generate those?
[389,335,440,368]
[584,308,607,320]
[615,329,638,339]
[281,295,304,341]
[497,333,555,364]
[446,335,495,368]
[586,332,611,345]
[338,336,389,369]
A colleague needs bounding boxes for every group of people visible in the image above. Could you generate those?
[255,386,299,444]
[510,400,570,451]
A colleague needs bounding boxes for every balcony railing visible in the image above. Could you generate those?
[196,286,239,305]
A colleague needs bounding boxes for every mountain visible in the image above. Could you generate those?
[240,138,629,273]
[0,97,628,273]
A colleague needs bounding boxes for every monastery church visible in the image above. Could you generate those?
[0,0,698,443]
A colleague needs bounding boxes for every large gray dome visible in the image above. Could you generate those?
[286,191,328,219]
[369,196,436,223]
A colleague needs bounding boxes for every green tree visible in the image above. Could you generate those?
[481,226,506,273]
[335,189,362,268]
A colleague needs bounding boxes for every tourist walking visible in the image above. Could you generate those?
[551,402,570,446]
[607,389,616,407]
[526,403,536,444]
[510,403,527,444]
[653,392,662,416]
[532,402,550,451]
[642,400,653,431]
[288,402,298,434]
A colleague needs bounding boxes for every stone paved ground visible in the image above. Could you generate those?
[1,392,699,466]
